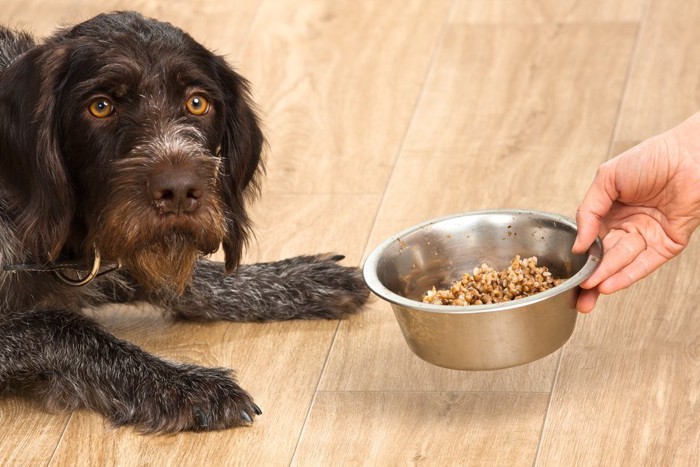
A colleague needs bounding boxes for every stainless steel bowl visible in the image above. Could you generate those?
[363,209,602,371]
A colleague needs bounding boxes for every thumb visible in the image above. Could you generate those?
[573,209,603,254]
[572,163,618,254]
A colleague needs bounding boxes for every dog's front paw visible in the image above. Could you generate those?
[112,364,260,433]
[176,254,371,322]
[280,253,371,319]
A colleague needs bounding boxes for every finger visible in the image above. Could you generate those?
[576,288,600,313]
[597,248,669,294]
[579,230,646,289]
[573,163,620,254]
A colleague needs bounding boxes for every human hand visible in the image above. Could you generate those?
[572,112,700,313]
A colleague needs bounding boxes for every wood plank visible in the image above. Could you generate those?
[236,0,451,195]
[614,0,700,145]
[451,0,644,24]
[323,23,639,394]
[398,23,638,205]
[293,392,551,466]
[240,193,380,264]
[0,398,70,465]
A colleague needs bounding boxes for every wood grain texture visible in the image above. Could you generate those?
[0,398,70,465]
[240,193,381,264]
[236,0,451,195]
[615,0,700,144]
[293,392,551,466]
[396,23,638,212]
[451,0,645,24]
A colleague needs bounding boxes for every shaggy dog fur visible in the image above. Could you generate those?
[0,11,369,432]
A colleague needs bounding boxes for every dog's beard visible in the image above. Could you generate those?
[95,200,227,295]
[121,234,204,295]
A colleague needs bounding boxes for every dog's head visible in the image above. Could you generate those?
[0,11,263,292]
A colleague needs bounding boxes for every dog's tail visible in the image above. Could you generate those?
[0,27,35,72]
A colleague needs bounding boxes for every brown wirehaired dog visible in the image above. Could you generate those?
[0,11,368,432]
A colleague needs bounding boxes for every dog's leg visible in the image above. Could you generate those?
[0,309,260,432]
[161,254,370,322]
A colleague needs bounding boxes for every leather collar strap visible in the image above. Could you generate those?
[2,247,121,287]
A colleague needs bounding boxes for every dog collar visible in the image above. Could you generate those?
[2,247,121,287]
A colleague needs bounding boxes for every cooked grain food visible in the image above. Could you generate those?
[423,255,564,306]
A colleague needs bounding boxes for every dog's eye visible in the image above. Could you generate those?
[186,95,209,116]
[88,98,115,118]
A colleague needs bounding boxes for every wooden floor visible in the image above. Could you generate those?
[1,0,699,465]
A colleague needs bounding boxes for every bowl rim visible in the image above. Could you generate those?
[362,209,603,315]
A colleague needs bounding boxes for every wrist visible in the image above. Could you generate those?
[672,112,700,165]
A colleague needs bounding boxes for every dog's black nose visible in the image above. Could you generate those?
[148,167,203,214]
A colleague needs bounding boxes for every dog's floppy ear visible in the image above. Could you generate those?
[213,56,264,273]
[0,42,74,262]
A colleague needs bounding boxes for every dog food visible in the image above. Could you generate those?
[423,255,564,306]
